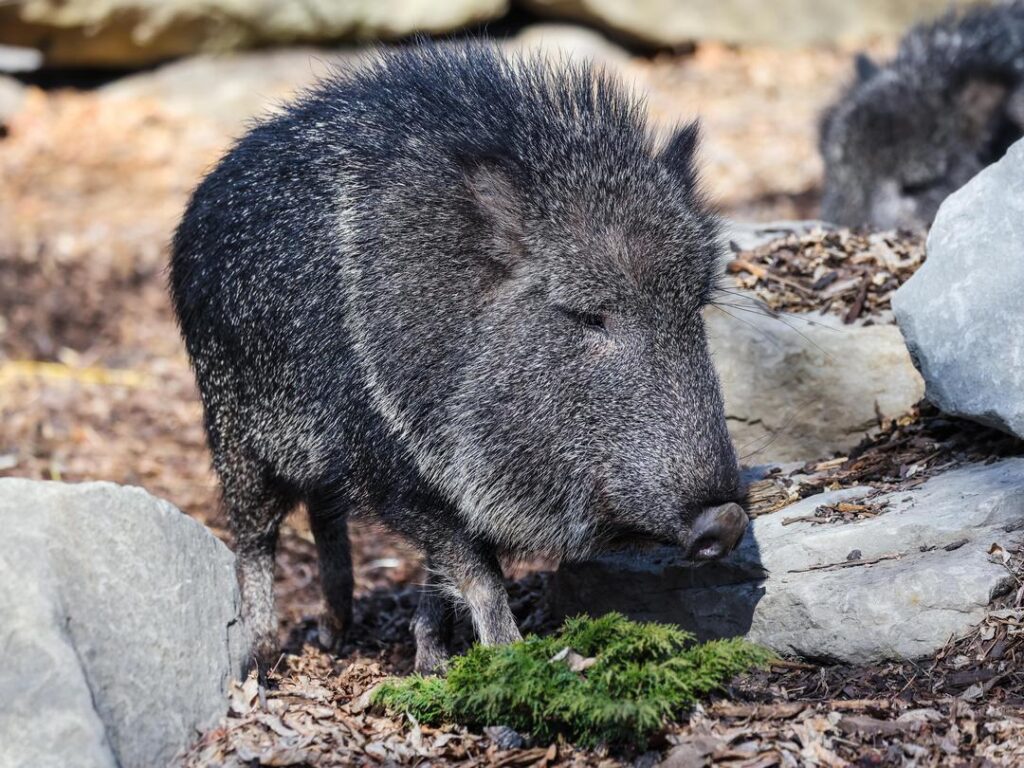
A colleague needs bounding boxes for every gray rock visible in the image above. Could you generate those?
[101,48,367,133]
[0,0,507,67]
[505,23,630,68]
[0,479,247,768]
[0,44,41,73]
[553,459,1024,663]
[893,139,1024,440]
[518,0,988,47]
[100,30,626,136]
[708,220,924,464]
[708,306,924,464]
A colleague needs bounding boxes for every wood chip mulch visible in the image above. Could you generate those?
[746,402,1024,520]
[726,228,926,323]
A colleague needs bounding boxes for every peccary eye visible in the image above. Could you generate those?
[557,305,608,333]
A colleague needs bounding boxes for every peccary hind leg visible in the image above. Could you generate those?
[218,452,293,673]
[308,495,354,651]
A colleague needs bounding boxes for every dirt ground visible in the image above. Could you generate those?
[3,40,1024,766]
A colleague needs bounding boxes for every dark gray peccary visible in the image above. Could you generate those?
[820,1,1024,230]
[170,43,747,674]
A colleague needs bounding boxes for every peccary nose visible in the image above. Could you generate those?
[685,502,748,561]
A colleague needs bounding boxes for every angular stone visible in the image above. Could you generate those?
[0,480,247,768]
[707,307,924,464]
[893,138,1024,440]
[553,459,1024,663]
[0,0,507,67]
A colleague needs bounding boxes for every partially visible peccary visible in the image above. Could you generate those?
[170,44,747,674]
[820,1,1024,230]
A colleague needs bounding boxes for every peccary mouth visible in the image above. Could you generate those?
[603,530,682,553]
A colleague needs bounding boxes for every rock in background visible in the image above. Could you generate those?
[519,0,988,47]
[894,138,1024,441]
[0,480,247,768]
[554,458,1024,663]
[0,0,508,67]
[95,24,631,136]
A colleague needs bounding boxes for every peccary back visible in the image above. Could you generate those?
[820,1,1024,229]
[170,44,744,671]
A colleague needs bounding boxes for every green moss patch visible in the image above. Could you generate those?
[372,613,771,747]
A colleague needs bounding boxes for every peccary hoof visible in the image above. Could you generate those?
[317,611,349,653]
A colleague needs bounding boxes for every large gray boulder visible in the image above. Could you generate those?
[554,459,1024,663]
[518,0,988,47]
[0,0,507,67]
[893,139,1024,440]
[0,480,247,768]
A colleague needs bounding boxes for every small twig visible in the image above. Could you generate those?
[788,552,902,574]
[781,514,822,526]
[843,275,870,324]
[829,699,892,712]
[727,258,817,295]
[770,659,818,671]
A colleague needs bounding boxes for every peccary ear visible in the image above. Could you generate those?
[463,159,524,261]
[956,78,1011,139]
[854,53,880,83]
[660,121,701,193]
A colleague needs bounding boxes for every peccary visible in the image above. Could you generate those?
[170,44,747,674]
[820,1,1024,230]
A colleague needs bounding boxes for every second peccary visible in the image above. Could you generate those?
[170,44,747,674]
[820,1,1024,230]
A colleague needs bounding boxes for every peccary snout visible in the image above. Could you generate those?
[685,502,748,561]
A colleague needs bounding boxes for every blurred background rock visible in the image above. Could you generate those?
[3,5,1018,763]
[0,0,988,67]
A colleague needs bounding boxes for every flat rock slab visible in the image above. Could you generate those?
[0,480,248,768]
[553,459,1024,663]
[519,0,987,47]
[0,0,507,66]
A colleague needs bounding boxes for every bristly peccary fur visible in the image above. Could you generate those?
[170,43,747,674]
[820,1,1024,230]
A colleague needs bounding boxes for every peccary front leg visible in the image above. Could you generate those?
[307,495,354,651]
[412,570,455,674]
[431,539,522,648]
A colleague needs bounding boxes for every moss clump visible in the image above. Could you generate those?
[372,613,771,747]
